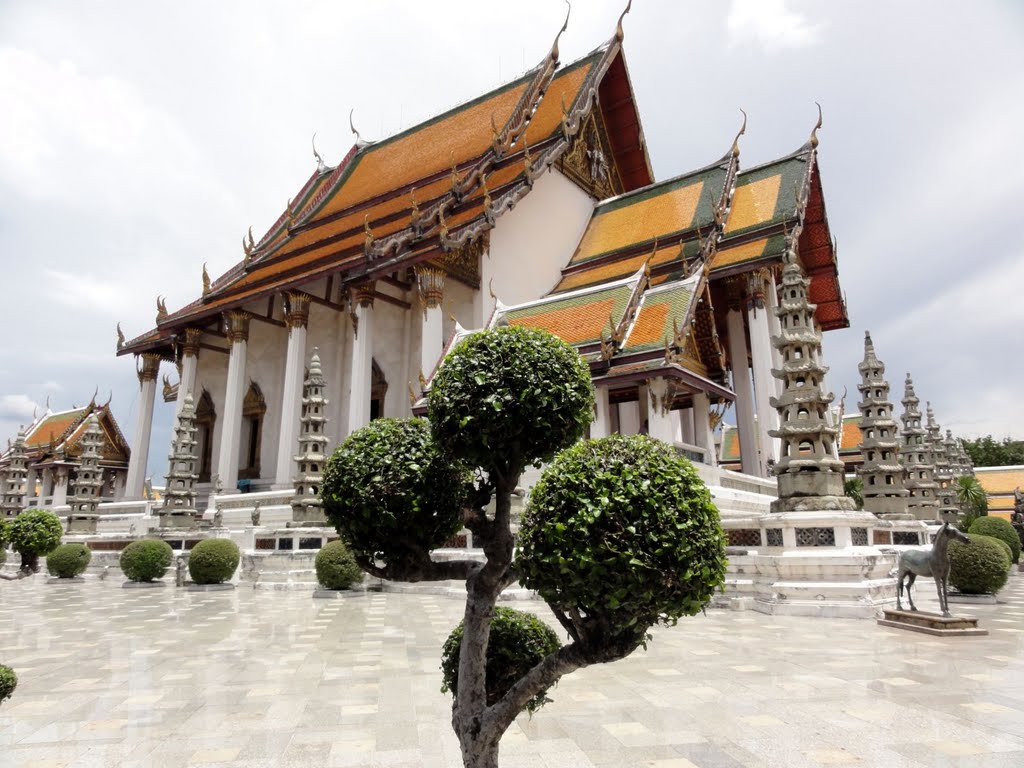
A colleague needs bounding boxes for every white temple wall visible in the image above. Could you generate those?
[193,347,228,490]
[477,169,594,325]
[306,302,346,452]
[245,320,287,483]
[372,298,408,419]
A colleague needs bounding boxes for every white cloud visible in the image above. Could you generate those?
[0,394,40,424]
[726,0,823,52]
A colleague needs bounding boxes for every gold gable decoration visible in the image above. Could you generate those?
[558,111,622,201]
[427,232,487,288]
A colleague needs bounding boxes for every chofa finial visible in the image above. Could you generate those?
[809,102,823,149]
[312,132,326,173]
[550,0,571,62]
[116,322,125,352]
[615,0,633,42]
[730,109,747,159]
[156,296,168,322]
[202,263,211,296]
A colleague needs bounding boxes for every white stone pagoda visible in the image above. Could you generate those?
[66,415,105,534]
[159,392,200,528]
[898,373,939,521]
[291,348,329,526]
[1,430,28,519]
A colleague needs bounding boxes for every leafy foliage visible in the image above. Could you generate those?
[8,510,63,557]
[955,475,988,516]
[961,435,1024,467]
[315,540,364,590]
[428,326,594,475]
[187,539,240,585]
[843,477,864,510]
[0,665,16,705]
[322,418,470,563]
[968,516,1020,563]
[0,518,10,546]
[441,607,562,715]
[46,543,92,579]
[120,539,174,582]
[518,435,728,648]
[948,534,1011,595]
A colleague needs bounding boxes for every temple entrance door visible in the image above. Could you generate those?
[371,360,388,420]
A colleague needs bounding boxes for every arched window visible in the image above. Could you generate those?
[371,360,388,420]
[195,390,217,483]
[240,382,266,480]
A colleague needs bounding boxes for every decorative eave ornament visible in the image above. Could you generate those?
[116,322,125,352]
[242,226,256,265]
[201,263,211,296]
[615,0,633,43]
[156,296,168,323]
[729,109,747,160]
[808,102,823,149]
[312,132,327,174]
[349,108,370,149]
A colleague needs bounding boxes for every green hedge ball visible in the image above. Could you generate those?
[187,539,240,585]
[46,543,92,579]
[120,540,174,583]
[949,534,1011,595]
[968,516,1021,564]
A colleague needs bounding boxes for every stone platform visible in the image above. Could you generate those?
[877,608,988,636]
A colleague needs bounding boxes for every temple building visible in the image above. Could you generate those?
[0,398,130,514]
[116,12,848,502]
[855,333,907,516]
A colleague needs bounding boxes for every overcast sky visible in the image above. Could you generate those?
[1,0,1022,480]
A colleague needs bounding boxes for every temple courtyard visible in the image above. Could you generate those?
[1,576,1023,768]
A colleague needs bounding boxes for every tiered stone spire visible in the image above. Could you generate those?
[957,440,974,477]
[768,248,853,512]
[291,348,330,526]
[899,374,938,520]
[927,403,959,522]
[160,392,200,528]
[855,333,908,516]
[67,415,105,533]
[1,430,28,519]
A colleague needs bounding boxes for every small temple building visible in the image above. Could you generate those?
[114,11,849,503]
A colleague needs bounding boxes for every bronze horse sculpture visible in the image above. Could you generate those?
[896,521,970,617]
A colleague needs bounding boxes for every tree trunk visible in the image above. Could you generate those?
[460,738,500,768]
[20,552,39,574]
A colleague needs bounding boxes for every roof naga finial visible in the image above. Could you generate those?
[202,262,211,296]
[364,214,375,257]
[312,132,326,173]
[730,108,747,159]
[615,0,633,43]
[488,278,498,302]
[549,0,571,63]
[349,108,365,146]
[156,296,168,323]
[116,322,125,352]
[243,226,255,264]
[809,101,823,149]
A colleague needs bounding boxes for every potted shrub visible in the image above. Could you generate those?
[46,543,92,580]
[7,509,63,573]
[948,534,1011,596]
[0,665,16,706]
[314,540,363,593]
[120,539,174,584]
[187,539,240,586]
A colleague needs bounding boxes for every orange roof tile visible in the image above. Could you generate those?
[25,410,84,448]
[840,417,863,453]
[723,174,781,234]
[501,280,635,347]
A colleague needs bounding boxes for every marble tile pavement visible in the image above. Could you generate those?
[1,572,1023,767]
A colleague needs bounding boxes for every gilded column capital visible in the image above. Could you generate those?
[181,327,203,358]
[415,265,445,311]
[223,310,252,347]
[746,268,770,310]
[284,291,312,329]
[138,353,161,384]
[352,281,376,309]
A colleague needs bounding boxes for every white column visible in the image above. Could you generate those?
[646,377,677,444]
[274,292,310,488]
[765,275,784,376]
[215,311,250,492]
[52,469,69,507]
[416,266,445,387]
[747,269,779,470]
[124,352,161,499]
[25,466,37,504]
[175,328,202,421]
[679,408,695,445]
[347,282,376,435]
[592,386,611,438]
[692,391,717,467]
[725,303,759,476]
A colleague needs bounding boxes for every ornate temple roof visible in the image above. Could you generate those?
[1,401,130,469]
[975,466,1024,514]
[720,413,862,469]
[120,21,653,358]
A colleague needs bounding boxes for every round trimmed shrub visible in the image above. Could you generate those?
[315,540,363,590]
[46,543,91,579]
[322,418,470,563]
[949,534,1011,595]
[0,665,16,705]
[187,539,240,585]
[518,435,728,648]
[968,517,1020,564]
[441,607,561,715]
[8,509,63,573]
[991,537,1014,565]
[428,326,594,474]
[120,539,174,582]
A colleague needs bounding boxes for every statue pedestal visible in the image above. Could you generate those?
[877,609,987,636]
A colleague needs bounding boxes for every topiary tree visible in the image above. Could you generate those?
[0,664,16,706]
[120,539,174,582]
[187,538,240,585]
[7,509,63,573]
[315,540,364,590]
[948,534,1011,595]
[46,543,92,579]
[322,326,727,768]
[968,516,1020,564]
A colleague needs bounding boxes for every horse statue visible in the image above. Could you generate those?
[896,522,970,617]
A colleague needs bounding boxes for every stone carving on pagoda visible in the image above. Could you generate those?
[66,415,105,534]
[898,373,939,521]
[926,404,959,522]
[768,248,854,513]
[1,429,29,519]
[291,348,330,526]
[855,332,908,516]
[160,392,200,528]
